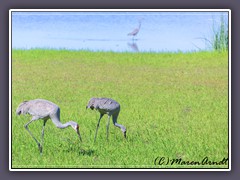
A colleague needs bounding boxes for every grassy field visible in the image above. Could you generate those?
[11,49,229,169]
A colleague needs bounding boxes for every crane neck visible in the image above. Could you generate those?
[138,22,141,29]
[114,122,126,133]
[50,113,73,129]
[56,121,72,129]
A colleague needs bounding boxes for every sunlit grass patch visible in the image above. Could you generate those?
[11,49,228,169]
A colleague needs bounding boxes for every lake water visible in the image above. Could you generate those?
[11,10,229,52]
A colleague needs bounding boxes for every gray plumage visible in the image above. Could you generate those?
[128,20,142,39]
[16,99,82,154]
[86,97,127,142]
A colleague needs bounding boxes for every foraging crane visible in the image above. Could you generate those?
[86,97,127,142]
[16,99,82,154]
[127,19,142,40]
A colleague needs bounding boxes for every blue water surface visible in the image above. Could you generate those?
[11,11,229,52]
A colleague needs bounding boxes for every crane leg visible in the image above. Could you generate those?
[24,116,42,153]
[40,120,47,155]
[106,115,111,141]
[94,114,104,142]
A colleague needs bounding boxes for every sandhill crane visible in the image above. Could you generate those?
[127,19,142,40]
[16,99,82,154]
[86,97,127,142]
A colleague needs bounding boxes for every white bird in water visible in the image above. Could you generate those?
[86,97,127,142]
[16,99,82,154]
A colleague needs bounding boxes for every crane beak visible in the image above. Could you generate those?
[124,131,127,139]
[76,126,82,142]
[77,130,82,142]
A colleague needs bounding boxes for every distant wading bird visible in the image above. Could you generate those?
[86,97,127,142]
[16,99,82,154]
[127,19,142,40]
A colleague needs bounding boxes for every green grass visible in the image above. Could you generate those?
[11,49,229,169]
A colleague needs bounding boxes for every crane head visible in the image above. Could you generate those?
[70,122,82,142]
[123,129,127,139]
[86,104,94,110]
[75,124,82,142]
[86,97,97,110]
[120,127,127,139]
